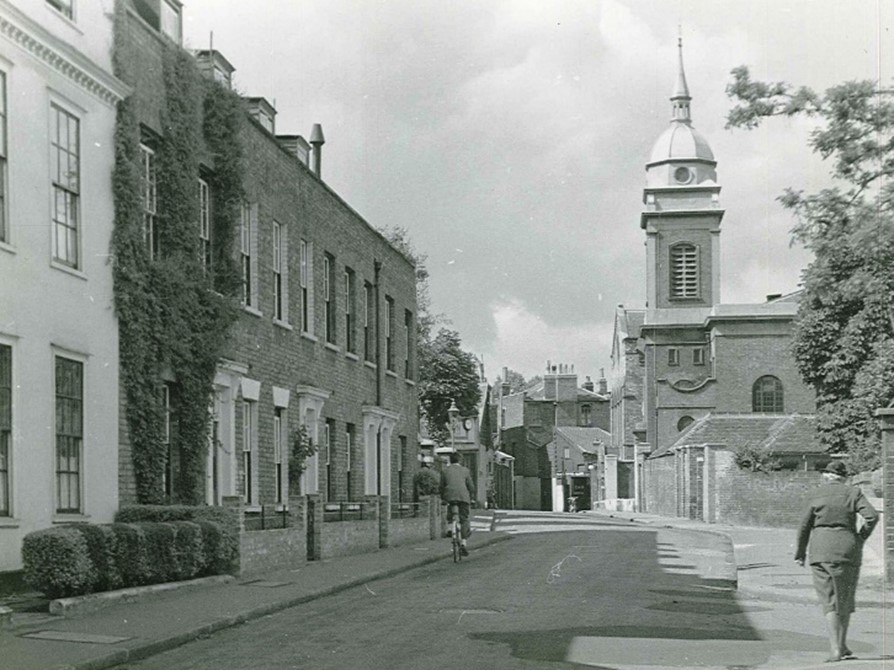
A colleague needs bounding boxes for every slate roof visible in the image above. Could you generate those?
[525,382,607,402]
[651,413,818,458]
[555,426,611,454]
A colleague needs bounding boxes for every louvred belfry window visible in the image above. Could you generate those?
[670,243,699,298]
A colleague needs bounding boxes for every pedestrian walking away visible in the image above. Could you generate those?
[794,460,879,663]
[440,451,476,557]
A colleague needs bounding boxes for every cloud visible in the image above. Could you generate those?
[481,298,613,380]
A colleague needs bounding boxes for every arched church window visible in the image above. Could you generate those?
[677,415,694,432]
[752,375,784,413]
[670,243,699,299]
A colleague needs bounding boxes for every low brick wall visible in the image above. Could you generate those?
[713,449,821,528]
[321,519,380,559]
[239,527,307,577]
[390,515,430,547]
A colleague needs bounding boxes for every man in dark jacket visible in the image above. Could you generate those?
[795,460,879,662]
[440,451,475,556]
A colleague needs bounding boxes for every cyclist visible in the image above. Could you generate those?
[440,451,475,556]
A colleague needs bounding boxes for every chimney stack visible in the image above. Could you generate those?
[501,366,511,396]
[598,367,608,395]
[583,376,595,392]
[310,123,325,177]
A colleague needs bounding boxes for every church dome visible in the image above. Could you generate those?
[648,122,715,165]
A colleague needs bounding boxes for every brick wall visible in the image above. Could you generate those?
[643,453,676,516]
[117,13,418,507]
[239,527,307,577]
[713,448,820,527]
[321,519,380,559]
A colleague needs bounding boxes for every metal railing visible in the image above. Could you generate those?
[323,501,376,522]
[243,505,292,531]
[391,502,422,519]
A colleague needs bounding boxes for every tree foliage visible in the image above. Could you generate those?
[726,66,894,470]
[418,328,481,444]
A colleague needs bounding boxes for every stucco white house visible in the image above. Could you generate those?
[0,0,129,571]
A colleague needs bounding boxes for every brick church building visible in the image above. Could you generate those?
[609,39,819,521]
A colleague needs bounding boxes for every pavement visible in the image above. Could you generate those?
[0,509,890,670]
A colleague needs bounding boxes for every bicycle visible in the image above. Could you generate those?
[449,502,462,562]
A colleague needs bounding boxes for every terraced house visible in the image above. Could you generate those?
[0,0,130,571]
[113,0,419,521]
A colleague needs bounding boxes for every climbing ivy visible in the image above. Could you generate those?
[112,0,244,504]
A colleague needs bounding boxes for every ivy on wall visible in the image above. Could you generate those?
[112,0,245,504]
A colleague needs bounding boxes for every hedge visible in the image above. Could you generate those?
[21,517,236,598]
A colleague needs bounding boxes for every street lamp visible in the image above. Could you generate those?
[447,399,459,454]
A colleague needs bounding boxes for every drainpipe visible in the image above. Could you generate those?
[374,259,382,406]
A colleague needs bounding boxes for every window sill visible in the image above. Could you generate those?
[385,370,398,379]
[404,378,416,387]
[273,319,293,331]
[51,260,87,281]
[53,513,91,524]
[324,342,340,353]
[0,240,15,256]
[244,504,261,513]
[0,517,21,528]
[345,352,359,362]
[300,332,318,343]
[243,305,263,318]
[364,361,377,370]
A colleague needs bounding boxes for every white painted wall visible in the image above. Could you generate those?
[0,1,125,570]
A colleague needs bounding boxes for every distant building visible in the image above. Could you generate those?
[0,0,129,571]
[610,39,818,520]
[497,363,609,510]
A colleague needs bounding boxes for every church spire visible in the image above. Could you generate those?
[671,35,691,123]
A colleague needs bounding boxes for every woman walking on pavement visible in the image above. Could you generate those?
[795,460,879,663]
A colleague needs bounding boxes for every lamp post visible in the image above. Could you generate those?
[447,399,459,455]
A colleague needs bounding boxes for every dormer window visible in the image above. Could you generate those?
[194,50,236,90]
[670,243,699,299]
[246,98,276,135]
[132,0,182,44]
[47,0,74,20]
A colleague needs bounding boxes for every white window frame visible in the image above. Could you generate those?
[299,239,311,333]
[162,382,174,497]
[50,103,80,269]
[273,407,284,504]
[668,348,680,367]
[242,400,256,505]
[324,253,335,344]
[140,143,157,259]
[385,296,395,371]
[160,0,182,44]
[198,178,211,272]
[273,221,283,321]
[240,202,252,306]
[0,70,7,245]
[344,269,355,353]
[54,353,84,514]
[0,341,12,517]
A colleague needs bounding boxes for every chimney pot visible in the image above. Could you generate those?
[310,123,325,177]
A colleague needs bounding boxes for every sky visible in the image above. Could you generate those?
[182,0,892,382]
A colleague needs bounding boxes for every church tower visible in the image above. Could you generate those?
[642,38,724,310]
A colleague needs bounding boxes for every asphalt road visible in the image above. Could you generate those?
[117,514,833,670]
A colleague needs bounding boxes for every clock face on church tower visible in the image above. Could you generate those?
[674,166,693,184]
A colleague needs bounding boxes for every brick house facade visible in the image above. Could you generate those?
[116,3,418,512]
